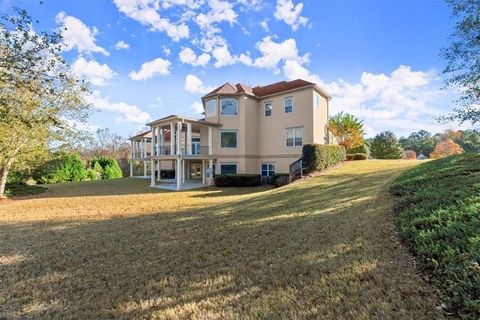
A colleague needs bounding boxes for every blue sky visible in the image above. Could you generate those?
[1,0,471,137]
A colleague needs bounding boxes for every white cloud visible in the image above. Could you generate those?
[323,65,465,136]
[71,57,115,86]
[112,0,189,41]
[212,45,235,68]
[240,36,308,74]
[55,12,109,55]
[87,91,151,124]
[195,0,237,31]
[162,45,171,56]
[274,0,309,31]
[283,60,320,83]
[129,58,171,80]
[115,40,130,50]
[184,74,214,94]
[260,19,269,32]
[179,47,211,66]
[190,101,204,114]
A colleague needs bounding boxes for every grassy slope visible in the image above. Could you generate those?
[0,161,439,319]
[390,154,480,318]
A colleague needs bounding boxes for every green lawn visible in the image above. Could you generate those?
[0,160,440,319]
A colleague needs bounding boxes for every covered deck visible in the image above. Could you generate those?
[146,115,221,190]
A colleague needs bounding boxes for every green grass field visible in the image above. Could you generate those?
[0,160,440,319]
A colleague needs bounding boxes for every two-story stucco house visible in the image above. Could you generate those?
[129,79,331,190]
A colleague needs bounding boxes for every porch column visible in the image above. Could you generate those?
[170,122,175,155]
[182,160,186,183]
[143,160,147,177]
[176,122,182,155]
[208,159,213,186]
[151,127,156,156]
[202,160,206,184]
[156,126,161,156]
[157,160,161,181]
[130,160,133,177]
[176,159,181,190]
[159,128,164,155]
[186,123,192,155]
[208,127,212,156]
[150,159,155,186]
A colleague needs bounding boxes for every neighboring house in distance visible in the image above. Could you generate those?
[129,79,332,190]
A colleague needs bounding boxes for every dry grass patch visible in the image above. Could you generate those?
[0,161,440,319]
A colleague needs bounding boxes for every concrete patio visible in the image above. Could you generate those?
[151,179,207,191]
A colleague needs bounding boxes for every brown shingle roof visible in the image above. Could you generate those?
[203,79,322,99]
[252,79,315,97]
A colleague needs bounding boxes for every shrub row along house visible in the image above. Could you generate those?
[129,79,332,190]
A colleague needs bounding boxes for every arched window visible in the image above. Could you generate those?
[220,98,238,116]
[206,100,216,117]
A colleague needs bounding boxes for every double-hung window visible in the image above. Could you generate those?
[221,163,237,174]
[264,102,272,117]
[314,92,321,108]
[206,100,217,117]
[220,130,237,148]
[261,163,275,177]
[220,98,238,116]
[286,127,303,147]
[284,97,293,113]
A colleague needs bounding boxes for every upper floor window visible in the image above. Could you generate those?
[314,92,321,108]
[284,97,293,113]
[220,130,237,148]
[286,127,303,147]
[220,98,238,116]
[206,99,216,117]
[264,102,272,117]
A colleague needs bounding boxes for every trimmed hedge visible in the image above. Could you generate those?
[390,154,480,317]
[346,153,368,161]
[272,173,289,187]
[302,144,345,173]
[214,174,261,187]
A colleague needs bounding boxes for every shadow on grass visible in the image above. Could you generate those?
[0,164,438,319]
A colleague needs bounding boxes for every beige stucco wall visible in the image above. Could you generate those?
[201,86,329,174]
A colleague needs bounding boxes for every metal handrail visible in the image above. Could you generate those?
[289,158,303,181]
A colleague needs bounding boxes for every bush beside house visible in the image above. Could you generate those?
[89,156,123,179]
[214,174,261,187]
[302,144,346,173]
[346,153,368,161]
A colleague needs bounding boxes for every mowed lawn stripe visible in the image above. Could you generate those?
[0,160,439,319]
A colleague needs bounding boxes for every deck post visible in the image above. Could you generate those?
[143,160,147,177]
[182,160,186,183]
[187,123,192,155]
[202,160,206,184]
[157,160,161,181]
[208,159,213,186]
[150,160,155,187]
[176,159,181,190]
[176,122,182,155]
[129,160,133,177]
[170,122,175,155]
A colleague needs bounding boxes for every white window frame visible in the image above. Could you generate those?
[314,92,321,108]
[206,99,217,117]
[284,96,293,113]
[261,163,276,177]
[285,126,304,147]
[220,98,238,116]
[264,101,272,117]
[220,130,238,148]
[220,163,238,175]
